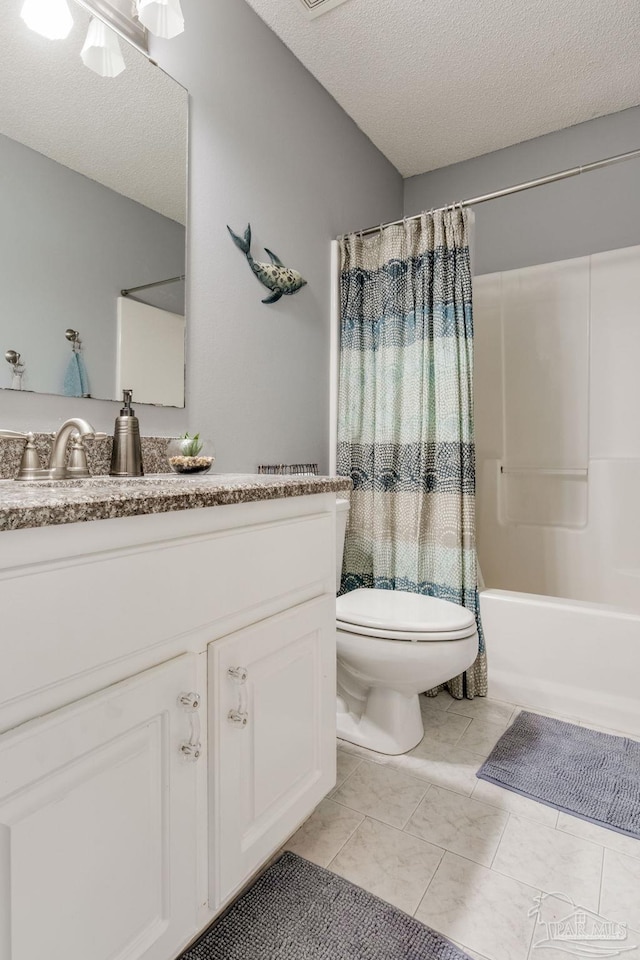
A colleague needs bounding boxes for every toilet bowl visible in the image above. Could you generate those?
[335,500,479,755]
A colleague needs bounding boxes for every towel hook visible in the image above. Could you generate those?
[65,328,82,353]
[5,349,26,389]
[5,349,21,367]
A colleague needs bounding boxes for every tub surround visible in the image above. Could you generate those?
[0,472,352,531]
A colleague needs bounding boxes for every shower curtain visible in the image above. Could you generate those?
[337,208,486,699]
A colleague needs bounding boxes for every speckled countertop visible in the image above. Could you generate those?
[0,473,352,532]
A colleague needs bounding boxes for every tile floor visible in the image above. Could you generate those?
[284,692,640,960]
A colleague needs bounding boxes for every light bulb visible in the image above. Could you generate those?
[21,0,74,39]
[136,0,184,39]
[81,18,126,78]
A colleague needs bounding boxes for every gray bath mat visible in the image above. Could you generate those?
[477,710,640,839]
[180,851,472,959]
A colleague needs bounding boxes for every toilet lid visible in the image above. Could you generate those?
[336,588,476,638]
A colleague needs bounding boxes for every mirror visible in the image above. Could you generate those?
[0,0,188,407]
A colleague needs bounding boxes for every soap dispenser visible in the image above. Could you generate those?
[110,389,143,477]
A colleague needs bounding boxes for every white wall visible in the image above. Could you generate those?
[474,244,640,612]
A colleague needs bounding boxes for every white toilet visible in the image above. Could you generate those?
[335,499,479,755]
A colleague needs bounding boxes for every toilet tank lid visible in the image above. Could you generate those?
[336,588,476,634]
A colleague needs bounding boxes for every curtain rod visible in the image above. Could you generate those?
[342,146,640,240]
[121,275,185,297]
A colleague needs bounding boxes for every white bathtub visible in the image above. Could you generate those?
[480,589,640,737]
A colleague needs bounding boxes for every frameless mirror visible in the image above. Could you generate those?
[0,0,188,407]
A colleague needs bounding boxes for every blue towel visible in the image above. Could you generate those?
[63,352,89,397]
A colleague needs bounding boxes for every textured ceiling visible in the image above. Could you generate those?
[244,0,640,177]
[1,0,187,222]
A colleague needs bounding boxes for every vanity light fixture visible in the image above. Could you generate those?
[135,0,184,39]
[80,16,126,77]
[19,0,185,80]
[21,0,74,39]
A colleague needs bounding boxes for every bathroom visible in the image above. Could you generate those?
[0,0,639,958]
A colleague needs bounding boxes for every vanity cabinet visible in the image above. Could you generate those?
[0,491,339,960]
[209,595,336,906]
[0,654,202,960]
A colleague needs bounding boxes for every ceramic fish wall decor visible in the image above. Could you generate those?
[227,223,307,304]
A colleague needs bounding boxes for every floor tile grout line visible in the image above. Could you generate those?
[471,784,560,828]
[525,888,545,960]
[488,810,512,869]
[451,941,490,960]
[410,845,446,918]
[325,810,449,876]
[450,710,516,730]
[337,752,453,794]
[554,816,640,860]
[323,810,366,871]
[407,776,511,812]
[338,755,483,801]
[329,795,437,836]
[597,845,605,916]
[488,850,602,913]
[399,781,432,831]
[401,792,509,869]
[333,755,364,792]
[450,715,473,746]
[336,752,567,837]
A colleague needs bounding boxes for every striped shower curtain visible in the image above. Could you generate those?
[337,209,486,699]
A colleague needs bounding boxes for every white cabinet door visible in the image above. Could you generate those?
[0,654,202,960]
[209,595,336,907]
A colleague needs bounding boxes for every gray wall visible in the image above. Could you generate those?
[148,0,402,473]
[0,132,185,402]
[1,0,401,460]
[404,106,640,276]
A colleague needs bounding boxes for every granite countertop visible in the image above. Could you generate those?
[0,473,352,532]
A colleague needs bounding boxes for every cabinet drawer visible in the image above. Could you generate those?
[0,511,334,713]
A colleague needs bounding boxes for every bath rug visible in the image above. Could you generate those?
[179,851,472,960]
[477,710,640,839]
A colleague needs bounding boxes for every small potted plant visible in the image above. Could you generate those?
[167,433,215,475]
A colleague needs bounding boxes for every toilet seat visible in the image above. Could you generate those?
[336,588,477,643]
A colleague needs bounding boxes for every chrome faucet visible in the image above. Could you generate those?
[0,418,104,480]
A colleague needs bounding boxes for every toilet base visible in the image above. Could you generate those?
[336,687,424,755]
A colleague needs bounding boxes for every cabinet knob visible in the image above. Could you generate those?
[178,691,201,711]
[228,709,248,727]
[180,741,202,760]
[227,667,248,684]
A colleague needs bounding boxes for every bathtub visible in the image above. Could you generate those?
[480,589,640,737]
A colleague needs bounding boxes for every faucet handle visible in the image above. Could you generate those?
[65,433,108,478]
[67,436,91,478]
[0,430,44,480]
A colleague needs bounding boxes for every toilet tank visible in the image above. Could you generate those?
[335,498,350,593]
